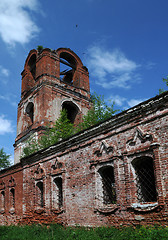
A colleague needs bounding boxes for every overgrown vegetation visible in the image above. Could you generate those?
[159,76,168,94]
[0,148,11,170]
[22,109,74,157]
[22,93,118,158]
[77,93,117,131]
[0,224,168,240]
[37,45,44,52]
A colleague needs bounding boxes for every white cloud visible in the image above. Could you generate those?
[0,66,9,76]
[9,155,14,165]
[0,0,40,45]
[0,65,10,84]
[0,115,13,135]
[108,95,147,109]
[145,61,156,70]
[127,98,147,108]
[0,94,17,107]
[111,95,126,107]
[0,66,9,77]
[86,46,140,89]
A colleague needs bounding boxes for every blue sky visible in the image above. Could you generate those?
[0,0,168,163]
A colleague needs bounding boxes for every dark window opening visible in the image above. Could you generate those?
[28,54,36,79]
[99,166,116,204]
[61,69,74,84]
[132,157,157,203]
[26,102,34,123]
[54,178,63,208]
[0,191,5,209]
[62,101,79,124]
[10,188,15,209]
[36,182,44,208]
[60,52,76,84]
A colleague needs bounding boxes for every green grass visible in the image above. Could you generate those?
[0,224,168,240]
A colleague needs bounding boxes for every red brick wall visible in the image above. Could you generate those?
[1,48,168,226]
[14,48,91,163]
[0,163,23,225]
[3,92,167,226]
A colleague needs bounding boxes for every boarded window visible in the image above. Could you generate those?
[10,188,15,209]
[36,182,44,207]
[52,177,63,209]
[99,166,116,204]
[132,157,157,203]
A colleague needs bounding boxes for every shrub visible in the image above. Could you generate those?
[22,94,118,158]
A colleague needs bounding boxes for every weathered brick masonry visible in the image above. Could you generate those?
[0,48,168,226]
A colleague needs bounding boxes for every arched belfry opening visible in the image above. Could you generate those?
[62,101,79,124]
[60,52,77,84]
[14,47,91,163]
[28,54,36,80]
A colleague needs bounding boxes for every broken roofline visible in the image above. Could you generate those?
[20,91,168,163]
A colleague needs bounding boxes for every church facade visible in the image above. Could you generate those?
[0,48,168,226]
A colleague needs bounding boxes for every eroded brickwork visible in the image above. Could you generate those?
[14,48,91,163]
[0,164,23,225]
[1,92,168,226]
[0,48,168,226]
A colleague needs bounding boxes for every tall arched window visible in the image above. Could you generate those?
[28,54,36,80]
[62,101,79,124]
[0,191,5,210]
[98,166,116,205]
[132,156,157,203]
[10,188,15,209]
[52,177,63,209]
[36,182,44,208]
[26,102,34,123]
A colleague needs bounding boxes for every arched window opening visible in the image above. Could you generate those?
[0,191,5,209]
[60,52,76,84]
[28,54,36,79]
[36,182,44,208]
[10,188,15,209]
[99,166,116,205]
[62,101,79,124]
[132,157,157,203]
[26,102,34,123]
[52,177,63,209]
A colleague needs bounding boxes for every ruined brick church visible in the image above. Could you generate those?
[0,48,168,226]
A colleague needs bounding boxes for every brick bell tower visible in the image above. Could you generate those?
[14,48,91,163]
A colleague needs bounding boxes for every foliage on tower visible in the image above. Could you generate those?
[22,93,118,158]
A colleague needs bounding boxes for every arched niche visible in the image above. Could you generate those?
[62,100,79,124]
[26,102,34,123]
[27,54,36,80]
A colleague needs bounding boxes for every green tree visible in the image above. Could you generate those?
[163,76,168,86]
[22,109,75,157]
[39,109,75,147]
[159,76,168,94]
[22,93,118,157]
[37,45,44,52]
[77,93,118,130]
[0,148,11,170]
